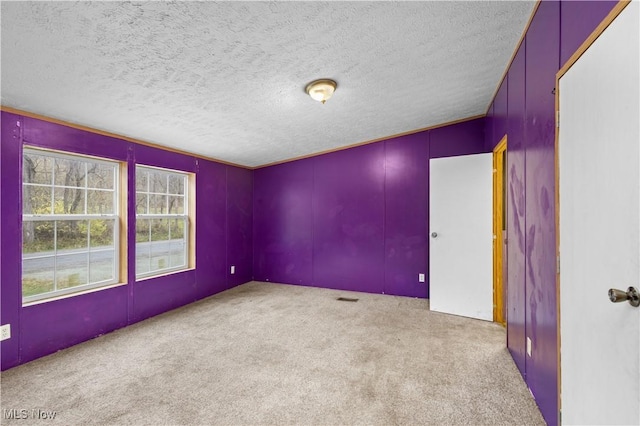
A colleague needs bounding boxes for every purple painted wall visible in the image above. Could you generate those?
[524,2,560,422]
[253,160,313,285]
[313,143,386,294]
[560,1,618,65]
[254,118,486,298]
[484,2,618,424]
[0,112,253,370]
[1,113,24,369]
[506,42,528,379]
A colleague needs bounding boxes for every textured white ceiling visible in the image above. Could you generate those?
[1,1,535,168]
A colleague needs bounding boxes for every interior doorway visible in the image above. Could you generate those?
[493,135,507,325]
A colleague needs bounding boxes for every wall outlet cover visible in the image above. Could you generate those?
[527,337,532,357]
[419,273,425,283]
[230,265,235,274]
[0,324,11,341]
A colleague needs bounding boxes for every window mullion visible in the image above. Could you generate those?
[166,174,169,214]
[50,158,55,214]
[87,220,91,286]
[147,216,152,273]
[84,162,88,215]
[53,220,58,292]
[183,216,187,267]
[168,217,172,268]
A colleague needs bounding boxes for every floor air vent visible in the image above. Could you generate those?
[336,297,359,302]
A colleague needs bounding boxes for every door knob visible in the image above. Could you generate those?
[431,232,438,238]
[608,287,640,307]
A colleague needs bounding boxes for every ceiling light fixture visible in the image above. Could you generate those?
[305,79,337,104]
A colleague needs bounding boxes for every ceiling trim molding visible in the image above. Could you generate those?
[485,0,541,115]
[2,106,486,170]
[0,105,252,170]
[252,114,486,170]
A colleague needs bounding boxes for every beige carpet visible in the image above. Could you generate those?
[0,281,545,425]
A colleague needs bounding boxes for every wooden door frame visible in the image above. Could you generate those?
[493,135,507,325]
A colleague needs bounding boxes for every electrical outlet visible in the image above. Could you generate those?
[230,265,235,274]
[527,337,532,357]
[418,273,425,283]
[1,324,11,341]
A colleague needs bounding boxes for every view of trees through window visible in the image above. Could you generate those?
[21,149,192,302]
[135,166,189,278]
[22,149,119,302]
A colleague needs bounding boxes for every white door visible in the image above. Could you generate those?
[429,153,493,321]
[559,2,639,425]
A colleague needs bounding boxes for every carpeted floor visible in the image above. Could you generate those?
[0,281,545,425]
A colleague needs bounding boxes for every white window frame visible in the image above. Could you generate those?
[135,165,190,279]
[22,148,121,304]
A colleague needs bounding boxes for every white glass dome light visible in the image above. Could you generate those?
[305,79,337,104]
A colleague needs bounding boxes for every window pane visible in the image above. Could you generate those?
[22,257,55,297]
[168,174,185,195]
[136,247,150,275]
[56,252,88,289]
[149,194,166,214]
[170,219,187,267]
[167,195,184,214]
[23,185,52,215]
[57,220,88,251]
[136,169,148,192]
[136,219,151,276]
[23,154,53,185]
[169,241,186,268]
[54,157,86,187]
[87,189,114,214]
[89,249,115,283]
[23,221,55,253]
[136,193,148,215]
[150,241,170,271]
[86,163,114,189]
[54,187,85,214]
[149,218,170,271]
[136,218,150,243]
[150,218,169,241]
[89,219,114,248]
[171,218,186,240]
[169,219,186,268]
[148,171,167,194]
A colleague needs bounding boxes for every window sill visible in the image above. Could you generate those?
[135,267,195,283]
[22,281,128,307]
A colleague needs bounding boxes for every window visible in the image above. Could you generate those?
[135,166,190,278]
[22,148,121,303]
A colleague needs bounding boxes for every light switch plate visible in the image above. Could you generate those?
[527,337,532,357]
[230,265,235,274]
[418,273,425,283]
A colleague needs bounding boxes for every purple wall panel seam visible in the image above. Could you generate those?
[127,147,136,325]
[225,166,229,288]
[311,158,316,286]
[382,141,387,294]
